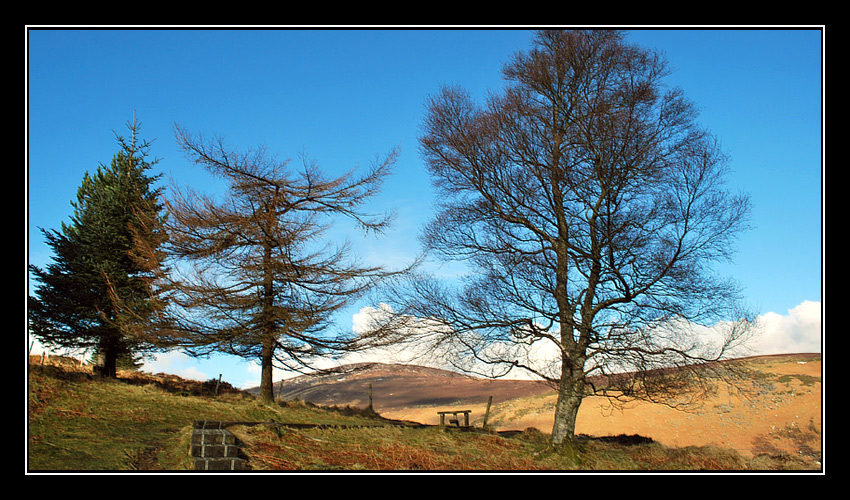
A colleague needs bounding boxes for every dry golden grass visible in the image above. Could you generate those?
[380,354,822,464]
[27,354,822,471]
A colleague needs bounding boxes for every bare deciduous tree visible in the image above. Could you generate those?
[150,126,402,402]
[386,30,755,446]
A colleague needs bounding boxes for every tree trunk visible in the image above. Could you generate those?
[551,388,582,446]
[99,349,118,378]
[257,240,277,404]
[258,336,275,403]
[550,354,587,446]
[96,334,119,378]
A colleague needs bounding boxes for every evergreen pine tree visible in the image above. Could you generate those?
[28,116,167,377]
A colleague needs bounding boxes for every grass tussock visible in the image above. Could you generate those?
[237,424,544,471]
[27,360,820,472]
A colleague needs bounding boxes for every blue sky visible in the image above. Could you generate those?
[26,27,824,388]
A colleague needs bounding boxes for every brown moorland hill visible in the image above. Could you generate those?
[259,362,554,410]
[255,354,822,463]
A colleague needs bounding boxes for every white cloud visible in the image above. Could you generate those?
[142,351,209,381]
[346,304,558,379]
[351,303,394,336]
[344,300,823,379]
[750,300,822,356]
[29,300,821,389]
[238,360,264,389]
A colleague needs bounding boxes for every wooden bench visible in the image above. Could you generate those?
[437,410,471,427]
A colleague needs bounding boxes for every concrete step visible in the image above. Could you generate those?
[193,456,247,471]
[190,421,248,471]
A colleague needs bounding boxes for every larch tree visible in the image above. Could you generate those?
[28,116,168,377]
[153,126,402,403]
[386,30,755,446]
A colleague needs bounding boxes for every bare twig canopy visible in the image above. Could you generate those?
[393,30,755,446]
[143,125,405,402]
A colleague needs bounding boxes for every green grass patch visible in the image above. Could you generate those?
[27,362,821,472]
[28,364,289,471]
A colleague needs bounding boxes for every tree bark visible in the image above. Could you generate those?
[259,336,275,403]
[258,241,277,404]
[551,389,582,447]
[550,351,586,446]
[97,335,119,378]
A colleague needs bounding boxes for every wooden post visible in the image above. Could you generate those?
[483,396,493,430]
[214,374,222,395]
[368,383,373,411]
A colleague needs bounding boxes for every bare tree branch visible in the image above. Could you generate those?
[133,127,408,402]
[391,30,756,446]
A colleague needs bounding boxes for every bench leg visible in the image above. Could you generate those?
[438,412,471,427]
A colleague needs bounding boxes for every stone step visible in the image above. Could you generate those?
[190,420,247,471]
[193,456,248,471]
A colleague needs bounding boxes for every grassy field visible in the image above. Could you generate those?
[26,358,821,472]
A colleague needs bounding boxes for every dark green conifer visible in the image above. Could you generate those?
[29,116,167,377]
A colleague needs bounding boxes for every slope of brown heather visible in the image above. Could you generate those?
[265,353,822,462]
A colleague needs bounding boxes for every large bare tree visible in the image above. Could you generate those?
[151,126,401,402]
[387,30,755,446]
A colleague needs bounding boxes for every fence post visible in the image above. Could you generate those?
[483,396,493,430]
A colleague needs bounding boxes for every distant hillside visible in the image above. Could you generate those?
[248,362,554,411]
[248,354,821,462]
